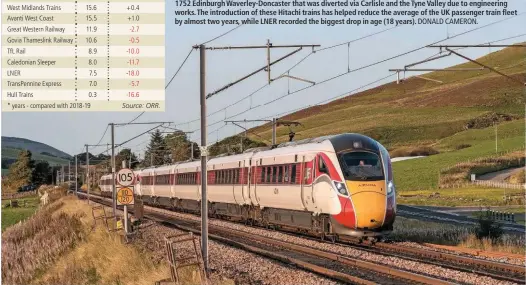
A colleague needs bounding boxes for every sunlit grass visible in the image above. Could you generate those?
[397,187,525,207]
[392,216,526,255]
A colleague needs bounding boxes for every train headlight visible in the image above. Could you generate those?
[334,181,348,196]
[387,181,395,195]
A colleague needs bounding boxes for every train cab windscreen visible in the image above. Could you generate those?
[339,151,384,181]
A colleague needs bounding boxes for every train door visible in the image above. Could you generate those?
[233,161,246,205]
[169,168,176,198]
[250,159,259,205]
[300,155,315,211]
[151,170,156,197]
[300,155,309,209]
[245,159,251,203]
[196,166,201,201]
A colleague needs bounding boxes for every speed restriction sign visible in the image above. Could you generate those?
[116,168,135,187]
[117,187,134,205]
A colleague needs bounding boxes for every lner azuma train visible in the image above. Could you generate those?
[99,133,396,240]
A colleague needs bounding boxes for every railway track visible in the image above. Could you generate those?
[77,192,525,284]
[361,241,525,284]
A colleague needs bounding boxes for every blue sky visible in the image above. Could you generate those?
[2,1,526,157]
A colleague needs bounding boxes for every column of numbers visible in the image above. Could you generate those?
[78,1,108,100]
[110,1,165,102]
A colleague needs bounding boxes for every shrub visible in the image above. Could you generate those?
[464,112,519,130]
[454,143,471,150]
[475,211,503,241]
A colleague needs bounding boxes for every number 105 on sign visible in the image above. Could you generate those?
[117,168,135,186]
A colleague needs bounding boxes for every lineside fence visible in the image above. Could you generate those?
[471,180,525,190]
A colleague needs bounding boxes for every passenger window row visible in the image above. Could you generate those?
[260,164,297,184]
[213,169,241,185]
[132,164,300,186]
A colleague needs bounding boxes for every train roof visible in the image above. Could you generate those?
[99,133,381,175]
[328,133,380,153]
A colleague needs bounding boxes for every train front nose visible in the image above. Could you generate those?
[346,181,386,228]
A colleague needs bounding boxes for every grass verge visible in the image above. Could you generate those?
[392,216,525,255]
[507,169,525,184]
[32,196,170,285]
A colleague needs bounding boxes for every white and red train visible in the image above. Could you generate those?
[99,133,396,239]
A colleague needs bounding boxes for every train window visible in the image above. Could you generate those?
[237,169,240,184]
[284,166,289,183]
[266,167,271,183]
[278,166,283,183]
[272,167,277,183]
[319,157,328,174]
[291,165,297,184]
[233,169,237,184]
[261,167,266,183]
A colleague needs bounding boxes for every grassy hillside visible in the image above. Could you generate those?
[234,45,525,193]
[248,45,525,148]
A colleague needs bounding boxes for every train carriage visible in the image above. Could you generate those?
[99,174,113,197]
[152,165,175,207]
[99,133,396,240]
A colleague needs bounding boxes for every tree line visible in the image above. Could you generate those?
[1,130,267,192]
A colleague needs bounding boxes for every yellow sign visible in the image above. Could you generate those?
[116,187,134,205]
[116,220,123,230]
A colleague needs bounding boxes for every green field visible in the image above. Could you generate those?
[393,120,524,191]
[1,195,40,231]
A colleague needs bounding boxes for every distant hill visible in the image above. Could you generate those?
[2,137,71,160]
[1,137,71,175]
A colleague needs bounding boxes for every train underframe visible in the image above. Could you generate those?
[100,192,394,241]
